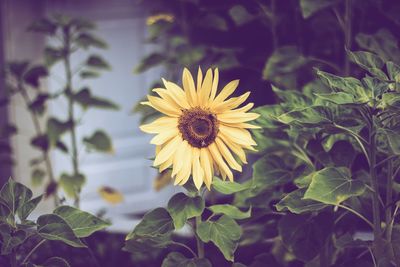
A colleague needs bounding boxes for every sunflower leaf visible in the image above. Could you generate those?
[162,252,212,267]
[167,193,204,229]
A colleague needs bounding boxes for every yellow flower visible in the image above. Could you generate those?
[140,68,260,190]
[146,13,174,25]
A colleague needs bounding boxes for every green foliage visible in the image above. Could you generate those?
[167,193,204,229]
[0,179,106,265]
[162,252,212,267]
[83,130,114,153]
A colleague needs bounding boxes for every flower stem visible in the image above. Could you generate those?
[195,215,204,258]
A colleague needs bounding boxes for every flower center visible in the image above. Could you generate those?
[178,107,219,148]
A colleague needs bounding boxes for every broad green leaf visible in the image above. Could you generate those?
[135,53,166,73]
[83,130,114,153]
[263,46,308,88]
[306,139,332,166]
[347,50,387,80]
[46,118,72,146]
[304,167,366,205]
[329,140,356,167]
[0,199,12,223]
[316,92,359,105]
[126,208,174,240]
[123,234,169,256]
[31,168,46,186]
[162,252,212,267]
[386,129,400,155]
[212,177,251,194]
[335,233,369,249]
[75,32,107,49]
[86,55,110,70]
[18,195,42,221]
[37,214,86,248]
[0,178,32,214]
[229,5,253,26]
[278,212,333,262]
[167,193,204,229]
[252,155,295,187]
[300,0,337,19]
[197,215,242,261]
[41,257,71,267]
[208,204,251,219]
[23,65,48,88]
[44,46,64,67]
[386,62,400,81]
[29,93,50,115]
[0,224,27,255]
[356,29,400,62]
[73,88,119,110]
[272,85,311,108]
[53,206,110,237]
[276,188,326,214]
[381,93,400,110]
[59,173,86,198]
[80,70,100,79]
[277,106,334,127]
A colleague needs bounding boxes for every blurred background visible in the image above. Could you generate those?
[0,0,399,266]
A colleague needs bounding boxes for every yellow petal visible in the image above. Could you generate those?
[197,67,203,93]
[208,143,233,181]
[209,68,219,101]
[192,148,204,189]
[153,88,183,111]
[199,68,213,107]
[140,117,178,133]
[154,136,181,166]
[225,103,254,113]
[223,122,261,129]
[162,79,191,109]
[211,92,250,113]
[159,156,174,172]
[212,79,239,105]
[218,134,248,164]
[183,68,197,106]
[175,149,192,185]
[150,128,178,145]
[217,112,260,123]
[200,148,213,190]
[215,137,242,172]
[219,125,257,146]
[172,140,188,176]
[147,95,181,117]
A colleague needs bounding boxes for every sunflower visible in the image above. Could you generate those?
[140,68,259,190]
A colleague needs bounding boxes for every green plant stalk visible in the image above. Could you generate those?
[63,28,81,207]
[10,251,17,267]
[369,121,384,258]
[195,215,204,258]
[385,158,393,241]
[17,82,59,206]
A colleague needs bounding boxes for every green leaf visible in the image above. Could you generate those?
[135,53,166,73]
[272,85,311,108]
[381,93,400,109]
[278,212,333,262]
[316,92,359,105]
[29,93,50,115]
[44,46,64,67]
[0,224,27,255]
[387,62,400,82]
[162,252,212,267]
[252,155,296,187]
[386,129,400,155]
[329,140,356,167]
[197,215,242,261]
[46,118,72,146]
[300,0,337,19]
[0,178,32,214]
[126,208,174,240]
[40,257,71,267]
[75,32,107,49]
[37,214,86,248]
[59,173,86,198]
[208,204,251,219]
[229,5,253,26]
[24,65,48,88]
[304,167,366,205]
[79,70,100,79]
[31,134,50,152]
[86,55,110,70]
[73,88,119,110]
[53,206,110,237]
[83,130,114,153]
[212,177,251,195]
[276,188,327,214]
[263,46,308,88]
[18,195,42,221]
[167,193,204,229]
[356,29,400,62]
[277,106,334,127]
[31,168,46,186]
[202,14,228,31]
[347,50,387,80]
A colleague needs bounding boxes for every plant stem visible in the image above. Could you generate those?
[21,239,46,265]
[386,158,393,241]
[368,119,384,258]
[10,252,17,267]
[18,82,59,206]
[63,27,80,207]
[344,0,352,76]
[195,216,204,258]
[337,204,374,228]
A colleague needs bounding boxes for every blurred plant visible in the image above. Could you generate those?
[0,178,109,266]
[4,14,119,207]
